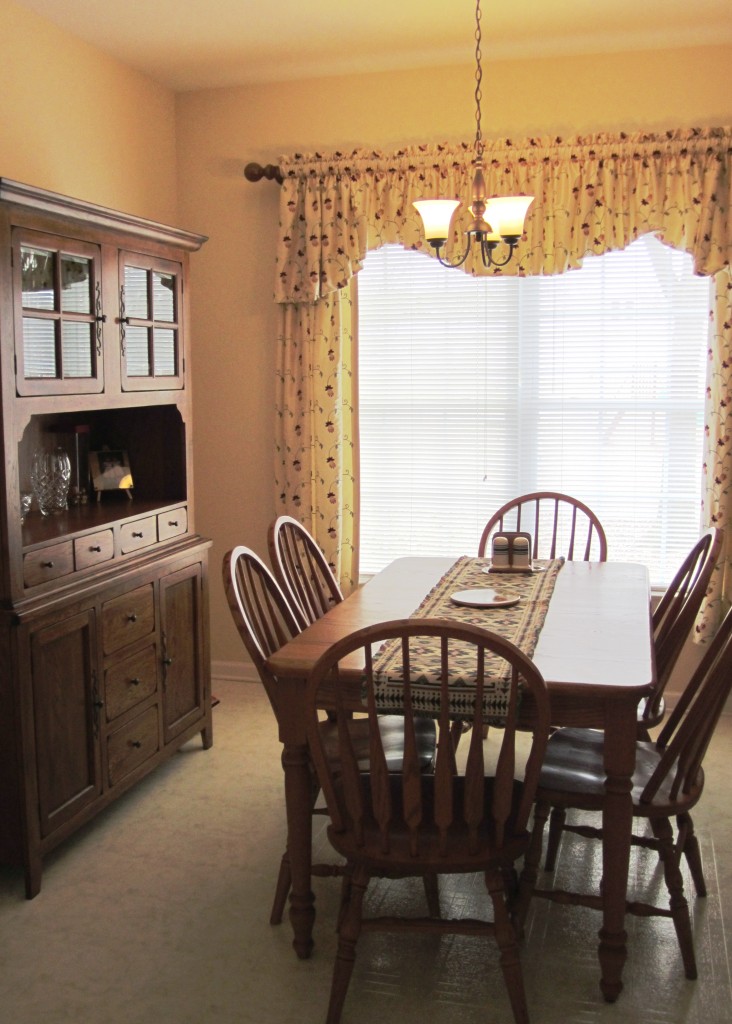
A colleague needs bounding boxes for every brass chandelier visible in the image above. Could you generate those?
[413,0,533,269]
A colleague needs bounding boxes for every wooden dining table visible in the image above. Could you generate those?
[265,556,655,1003]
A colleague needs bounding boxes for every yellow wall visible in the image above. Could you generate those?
[0,0,177,222]
[176,44,732,667]
[0,0,731,668]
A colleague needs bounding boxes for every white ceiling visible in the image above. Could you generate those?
[13,0,732,92]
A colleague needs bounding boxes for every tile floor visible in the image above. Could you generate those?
[0,679,730,1024]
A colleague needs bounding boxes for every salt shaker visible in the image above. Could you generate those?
[492,535,509,569]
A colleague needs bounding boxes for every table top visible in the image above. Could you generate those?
[266,557,656,701]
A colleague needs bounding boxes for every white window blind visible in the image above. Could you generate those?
[357,235,711,587]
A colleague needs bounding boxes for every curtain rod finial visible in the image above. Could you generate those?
[244,162,283,185]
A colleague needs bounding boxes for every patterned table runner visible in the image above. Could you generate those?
[372,556,563,720]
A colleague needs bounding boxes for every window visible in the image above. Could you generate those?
[357,235,710,587]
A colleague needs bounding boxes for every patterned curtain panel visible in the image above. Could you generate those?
[273,127,732,626]
[274,289,359,589]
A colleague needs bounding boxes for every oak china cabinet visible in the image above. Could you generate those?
[0,179,212,897]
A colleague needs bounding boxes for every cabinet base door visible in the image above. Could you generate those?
[160,563,206,744]
[30,610,102,837]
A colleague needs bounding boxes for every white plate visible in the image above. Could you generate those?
[450,589,521,609]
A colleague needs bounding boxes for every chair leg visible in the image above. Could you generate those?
[486,867,530,1024]
[423,873,441,917]
[450,719,471,752]
[336,865,354,932]
[677,812,707,898]
[544,807,566,871]
[653,818,697,980]
[514,801,550,934]
[270,851,291,925]
[327,865,369,1024]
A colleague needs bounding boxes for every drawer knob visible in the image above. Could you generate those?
[130,677,141,687]
[132,531,143,538]
[90,545,102,552]
[163,656,173,666]
[41,560,54,568]
[168,520,178,527]
[131,739,142,749]
[127,613,138,623]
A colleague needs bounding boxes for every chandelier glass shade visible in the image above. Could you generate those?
[413,0,533,270]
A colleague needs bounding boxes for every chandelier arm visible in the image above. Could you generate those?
[435,242,472,269]
[481,239,517,269]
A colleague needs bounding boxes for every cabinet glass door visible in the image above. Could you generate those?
[120,252,184,391]
[13,230,104,396]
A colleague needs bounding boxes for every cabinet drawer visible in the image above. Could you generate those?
[107,706,160,785]
[102,584,155,654]
[74,529,114,570]
[23,542,74,587]
[120,517,157,553]
[157,506,188,542]
[105,644,158,721]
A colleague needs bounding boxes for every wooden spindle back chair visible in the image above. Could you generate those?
[268,515,343,629]
[478,491,607,562]
[642,526,722,733]
[306,618,551,1024]
[222,546,436,927]
[516,601,732,983]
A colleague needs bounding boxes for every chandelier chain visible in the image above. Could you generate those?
[474,0,483,159]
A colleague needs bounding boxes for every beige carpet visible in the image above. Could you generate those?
[1,680,730,1024]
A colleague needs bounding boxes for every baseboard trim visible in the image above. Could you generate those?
[212,660,259,685]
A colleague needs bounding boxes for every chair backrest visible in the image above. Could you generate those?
[222,545,301,706]
[477,491,608,561]
[644,526,723,722]
[643,601,732,807]
[305,618,551,861]
[268,515,343,629]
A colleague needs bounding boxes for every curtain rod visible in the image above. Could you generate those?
[244,162,283,185]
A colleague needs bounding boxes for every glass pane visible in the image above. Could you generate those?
[21,246,55,311]
[124,265,149,319]
[23,317,57,377]
[61,322,93,377]
[125,325,151,376]
[61,254,91,314]
[153,272,175,322]
[153,328,177,376]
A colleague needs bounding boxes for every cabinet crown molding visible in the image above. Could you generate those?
[0,178,208,252]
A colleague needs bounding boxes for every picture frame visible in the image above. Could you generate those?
[89,449,134,500]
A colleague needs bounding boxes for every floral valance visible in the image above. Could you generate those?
[275,127,732,303]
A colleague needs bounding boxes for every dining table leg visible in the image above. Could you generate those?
[282,738,316,958]
[597,698,637,1001]
[276,678,316,959]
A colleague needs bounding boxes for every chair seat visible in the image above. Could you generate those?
[326,774,530,870]
[537,727,704,816]
[321,714,436,773]
[637,694,665,733]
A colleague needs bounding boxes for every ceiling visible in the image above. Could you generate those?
[13,0,732,92]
